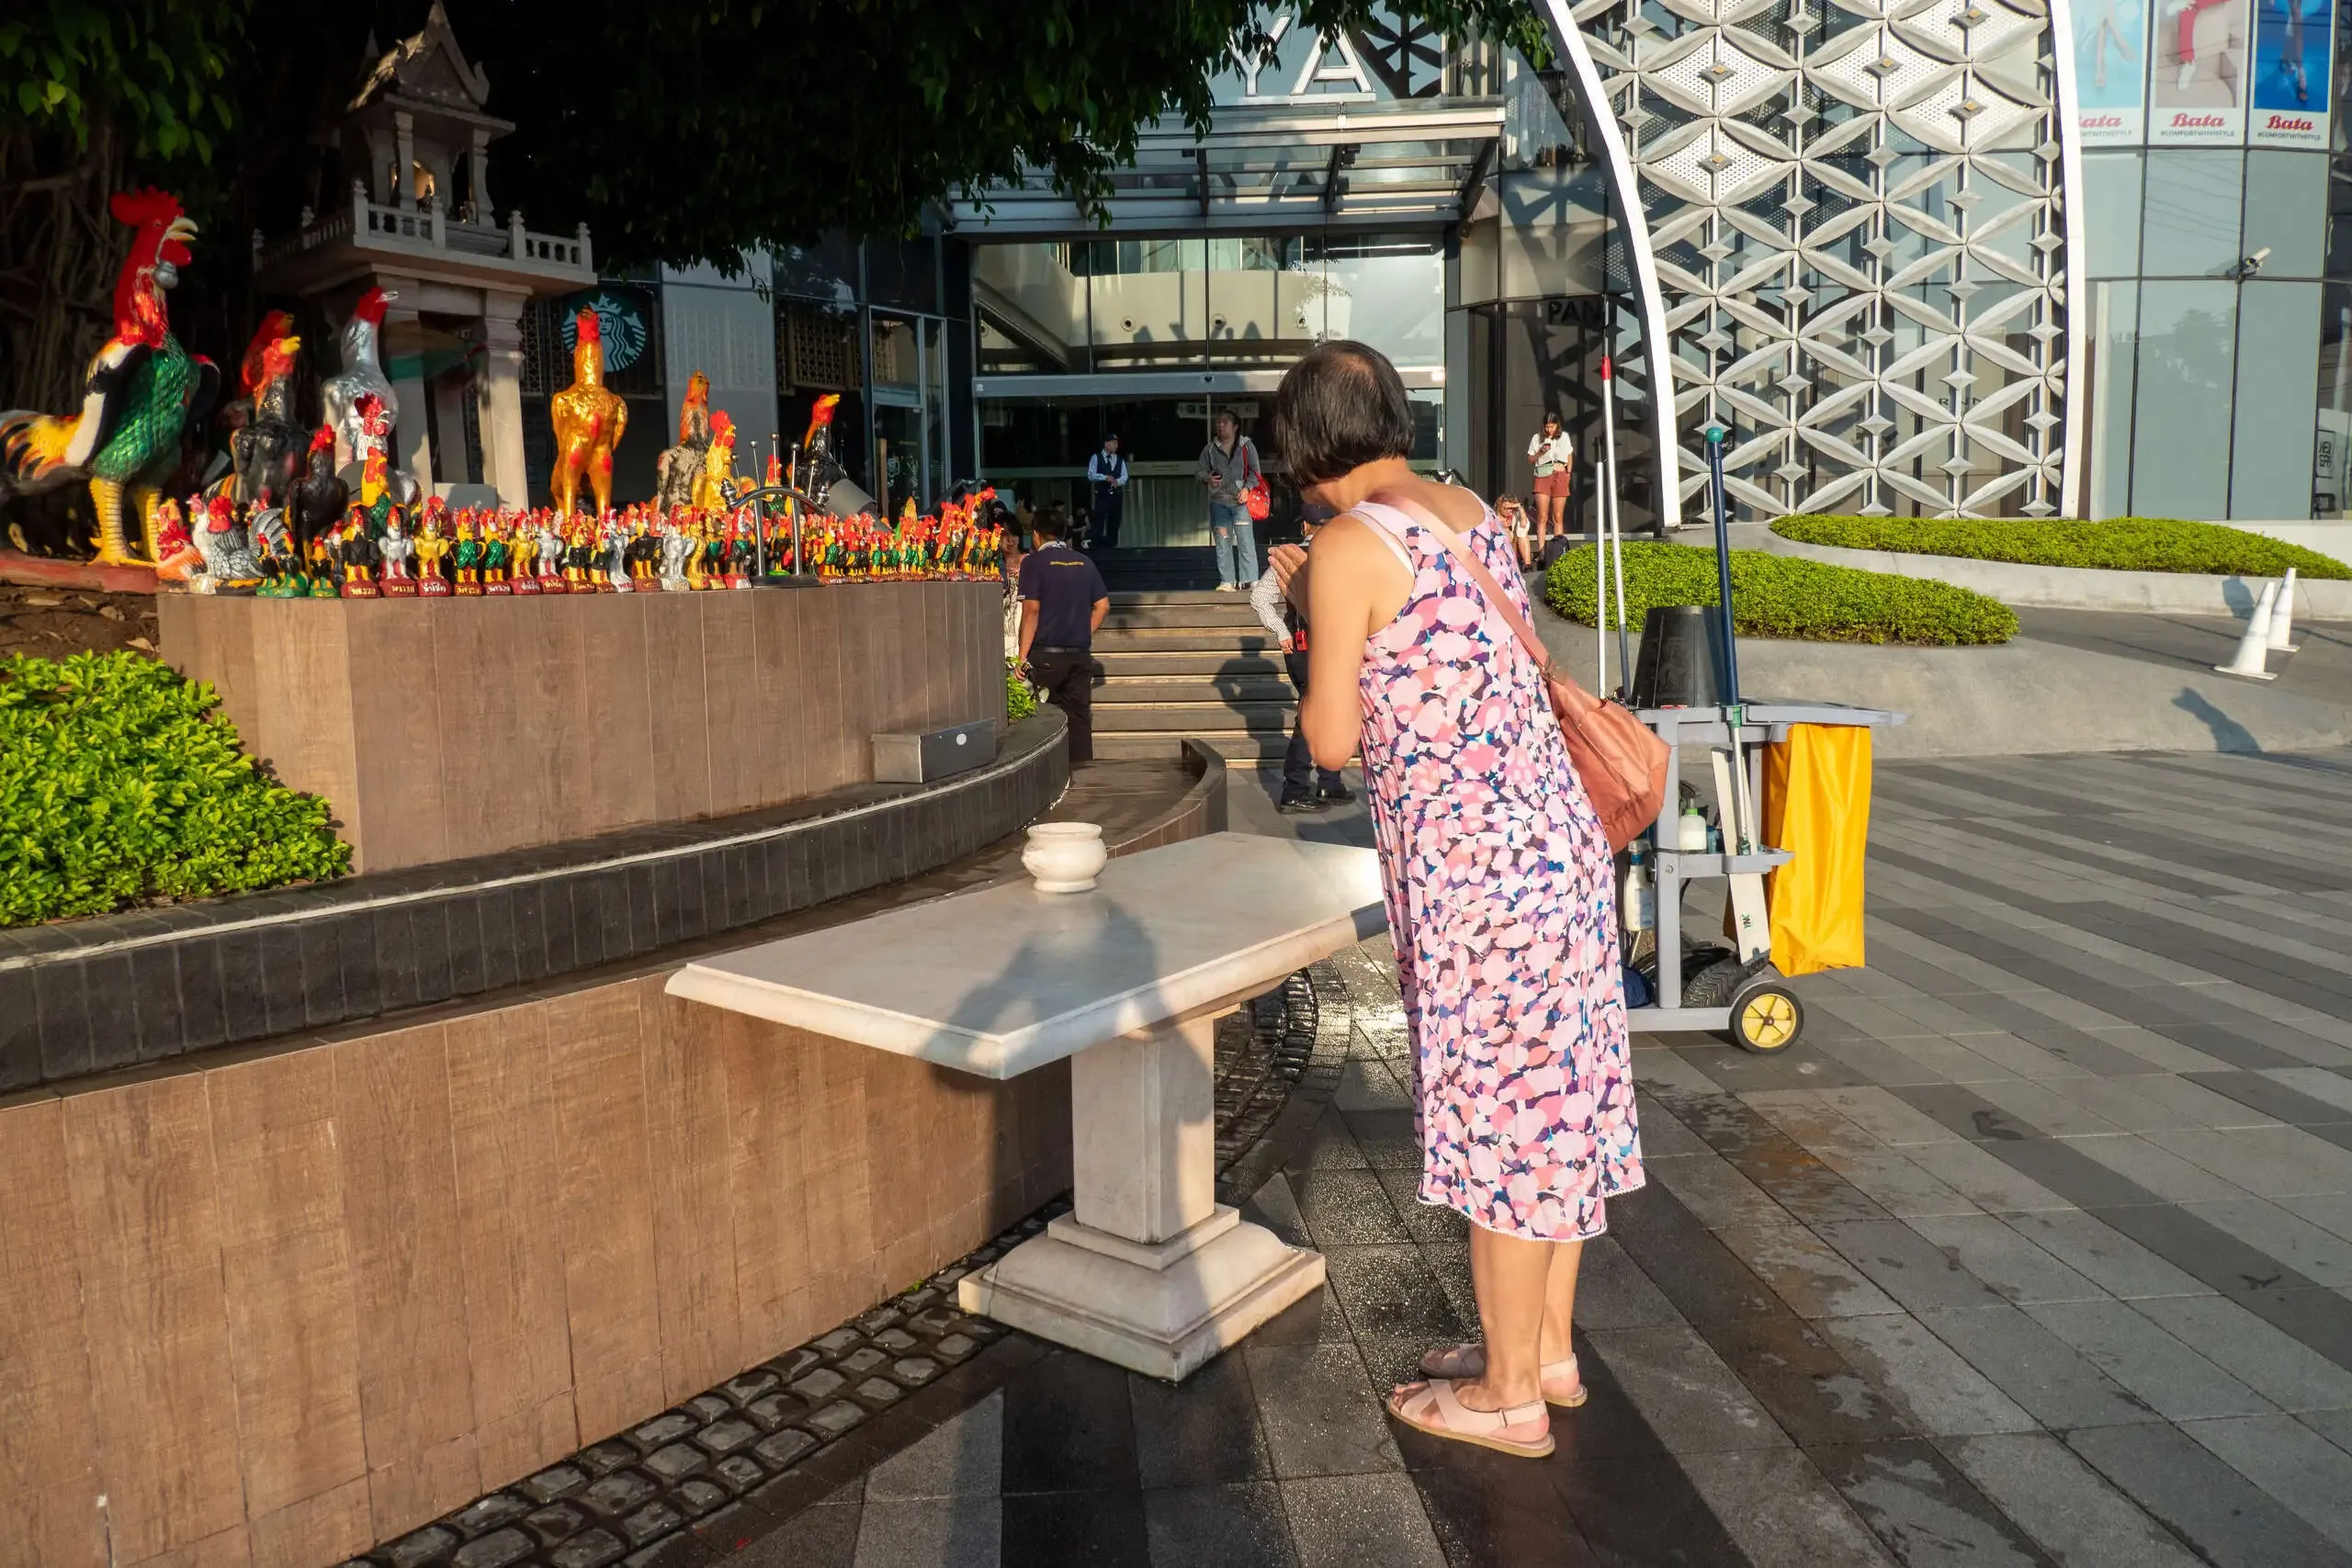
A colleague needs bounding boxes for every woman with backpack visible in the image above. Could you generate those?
[1197,408,1265,591]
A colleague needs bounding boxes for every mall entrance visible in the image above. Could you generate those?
[1462,293,1659,536]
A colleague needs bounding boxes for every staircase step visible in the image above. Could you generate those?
[1095,630,1284,655]
[1091,702,1293,733]
[1096,652,1286,678]
[1094,732,1289,763]
[1101,604,1267,630]
[1092,679,1294,705]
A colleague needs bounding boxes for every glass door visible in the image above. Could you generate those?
[870,312,947,515]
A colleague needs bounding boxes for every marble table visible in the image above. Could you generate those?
[664,831,1387,1379]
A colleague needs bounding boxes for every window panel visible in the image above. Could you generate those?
[2244,151,2328,276]
[2130,280,2238,518]
[2230,280,2322,517]
[2141,152,2246,277]
[2082,152,2144,279]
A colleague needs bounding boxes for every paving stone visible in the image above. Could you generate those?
[850,1495,1000,1568]
[765,1347,823,1381]
[1585,1324,1792,1453]
[2022,1299,2277,1420]
[519,1464,588,1504]
[641,1442,707,1482]
[857,1305,906,1333]
[1819,1314,2039,1438]
[1815,1219,2012,1314]
[695,1417,758,1456]
[580,1472,657,1518]
[2180,1413,2352,1551]
[742,1392,808,1431]
[547,1530,625,1568]
[836,1346,888,1377]
[1807,1438,2051,1567]
[684,1393,731,1423]
[872,1327,919,1352]
[910,1309,962,1335]
[1995,1209,2215,1300]
[450,1529,534,1568]
[2132,1293,2352,1412]
[524,1503,586,1544]
[1146,1482,1300,1568]
[719,1370,778,1405]
[672,1479,728,1517]
[628,1413,697,1451]
[1905,1213,2109,1305]
[1678,1449,1897,1568]
[1245,1343,1404,1478]
[385,1527,458,1568]
[618,1500,683,1545]
[712,1453,764,1492]
[868,1390,1003,1500]
[790,1367,847,1402]
[1712,1223,1905,1319]
[813,1327,863,1355]
[1279,1472,1446,1568]
[806,1399,867,1437]
[1939,1432,2205,1568]
[855,1375,903,1405]
[893,1356,941,1385]
[446,1493,531,1538]
[577,1442,639,1477]
[752,1427,819,1470]
[2066,1421,2348,1566]
[933,1332,977,1361]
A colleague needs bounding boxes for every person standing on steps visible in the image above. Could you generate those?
[1017,509,1110,764]
[1268,340,1641,1461]
[1087,434,1129,552]
[1198,409,1262,592]
[1250,505,1355,815]
[1526,412,1575,557]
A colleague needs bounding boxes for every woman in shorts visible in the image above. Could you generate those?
[1526,412,1574,550]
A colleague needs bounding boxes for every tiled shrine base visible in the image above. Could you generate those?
[159,581,1009,873]
[338,964,1348,1568]
[0,709,1075,1092]
[357,750,2352,1568]
[0,756,1225,1568]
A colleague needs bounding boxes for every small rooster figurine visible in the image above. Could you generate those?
[191,492,265,592]
[232,333,306,511]
[692,412,738,514]
[654,370,710,510]
[0,189,214,566]
[322,287,400,469]
[550,307,627,515]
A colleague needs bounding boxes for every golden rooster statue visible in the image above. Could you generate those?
[550,306,627,515]
[691,411,738,513]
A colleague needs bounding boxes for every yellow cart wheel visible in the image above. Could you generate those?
[1729,981,1803,1054]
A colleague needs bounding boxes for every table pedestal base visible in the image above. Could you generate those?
[958,1204,1324,1381]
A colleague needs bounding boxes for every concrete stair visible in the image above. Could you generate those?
[1091,590,1293,764]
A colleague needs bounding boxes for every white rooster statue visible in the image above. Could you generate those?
[322,286,415,505]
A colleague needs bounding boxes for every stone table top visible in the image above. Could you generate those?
[663,832,1385,1078]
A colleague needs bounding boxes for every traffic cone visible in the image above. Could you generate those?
[2268,567,2301,654]
[2215,580,2279,681]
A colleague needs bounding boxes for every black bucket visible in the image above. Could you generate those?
[1630,604,1727,708]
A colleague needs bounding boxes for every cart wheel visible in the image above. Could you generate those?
[1729,980,1804,1054]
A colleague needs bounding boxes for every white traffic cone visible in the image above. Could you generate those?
[2268,567,2301,654]
[2215,580,2280,681]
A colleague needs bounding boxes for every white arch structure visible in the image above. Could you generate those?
[1536,0,2080,520]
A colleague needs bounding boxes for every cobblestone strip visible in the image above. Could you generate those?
[349,972,1334,1568]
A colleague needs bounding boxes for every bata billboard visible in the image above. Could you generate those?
[2251,0,2334,145]
[2151,0,2250,143]
[2076,0,2152,145]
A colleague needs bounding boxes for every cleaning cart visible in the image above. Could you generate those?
[1594,424,1904,1053]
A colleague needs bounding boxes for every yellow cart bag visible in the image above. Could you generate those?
[1758,723,1872,975]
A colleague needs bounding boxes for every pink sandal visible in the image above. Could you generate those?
[1387,1377,1554,1458]
[1419,1345,1588,1408]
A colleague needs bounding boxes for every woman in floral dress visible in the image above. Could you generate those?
[1268,343,1644,1459]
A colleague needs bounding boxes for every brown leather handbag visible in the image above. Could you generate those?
[1362,492,1670,852]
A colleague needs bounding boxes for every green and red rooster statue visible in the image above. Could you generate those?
[0,190,217,568]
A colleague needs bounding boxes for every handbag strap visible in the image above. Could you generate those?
[1353,490,1577,702]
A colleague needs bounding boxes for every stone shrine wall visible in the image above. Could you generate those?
[158,581,1006,874]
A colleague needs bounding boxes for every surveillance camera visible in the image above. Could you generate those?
[2233,246,2272,278]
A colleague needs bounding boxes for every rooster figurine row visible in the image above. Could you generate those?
[153,485,1007,598]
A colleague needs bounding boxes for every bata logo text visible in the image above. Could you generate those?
[2168,112,2226,128]
[2266,113,2318,130]
[2083,113,2125,128]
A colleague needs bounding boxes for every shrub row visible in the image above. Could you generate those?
[1543,543,2018,646]
[1772,513,2352,581]
[1,651,350,927]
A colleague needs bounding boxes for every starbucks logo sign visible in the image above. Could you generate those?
[560,291,649,374]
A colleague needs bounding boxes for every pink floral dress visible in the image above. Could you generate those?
[1353,500,1644,1241]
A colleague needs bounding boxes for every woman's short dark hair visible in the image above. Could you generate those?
[1272,341,1416,486]
[1542,411,1563,427]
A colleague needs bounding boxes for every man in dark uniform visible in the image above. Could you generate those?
[1017,509,1111,764]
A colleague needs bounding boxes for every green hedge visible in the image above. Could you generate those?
[1544,543,2017,646]
[1772,513,2352,580]
[1007,661,1039,723]
[1,652,350,927]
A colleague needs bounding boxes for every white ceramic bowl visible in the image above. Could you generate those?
[1023,822,1108,893]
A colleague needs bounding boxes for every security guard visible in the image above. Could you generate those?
[1017,509,1111,763]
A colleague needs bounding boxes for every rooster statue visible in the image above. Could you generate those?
[654,370,710,510]
[692,412,738,513]
[322,287,401,470]
[290,427,346,554]
[232,334,306,511]
[551,307,628,514]
[0,190,214,566]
